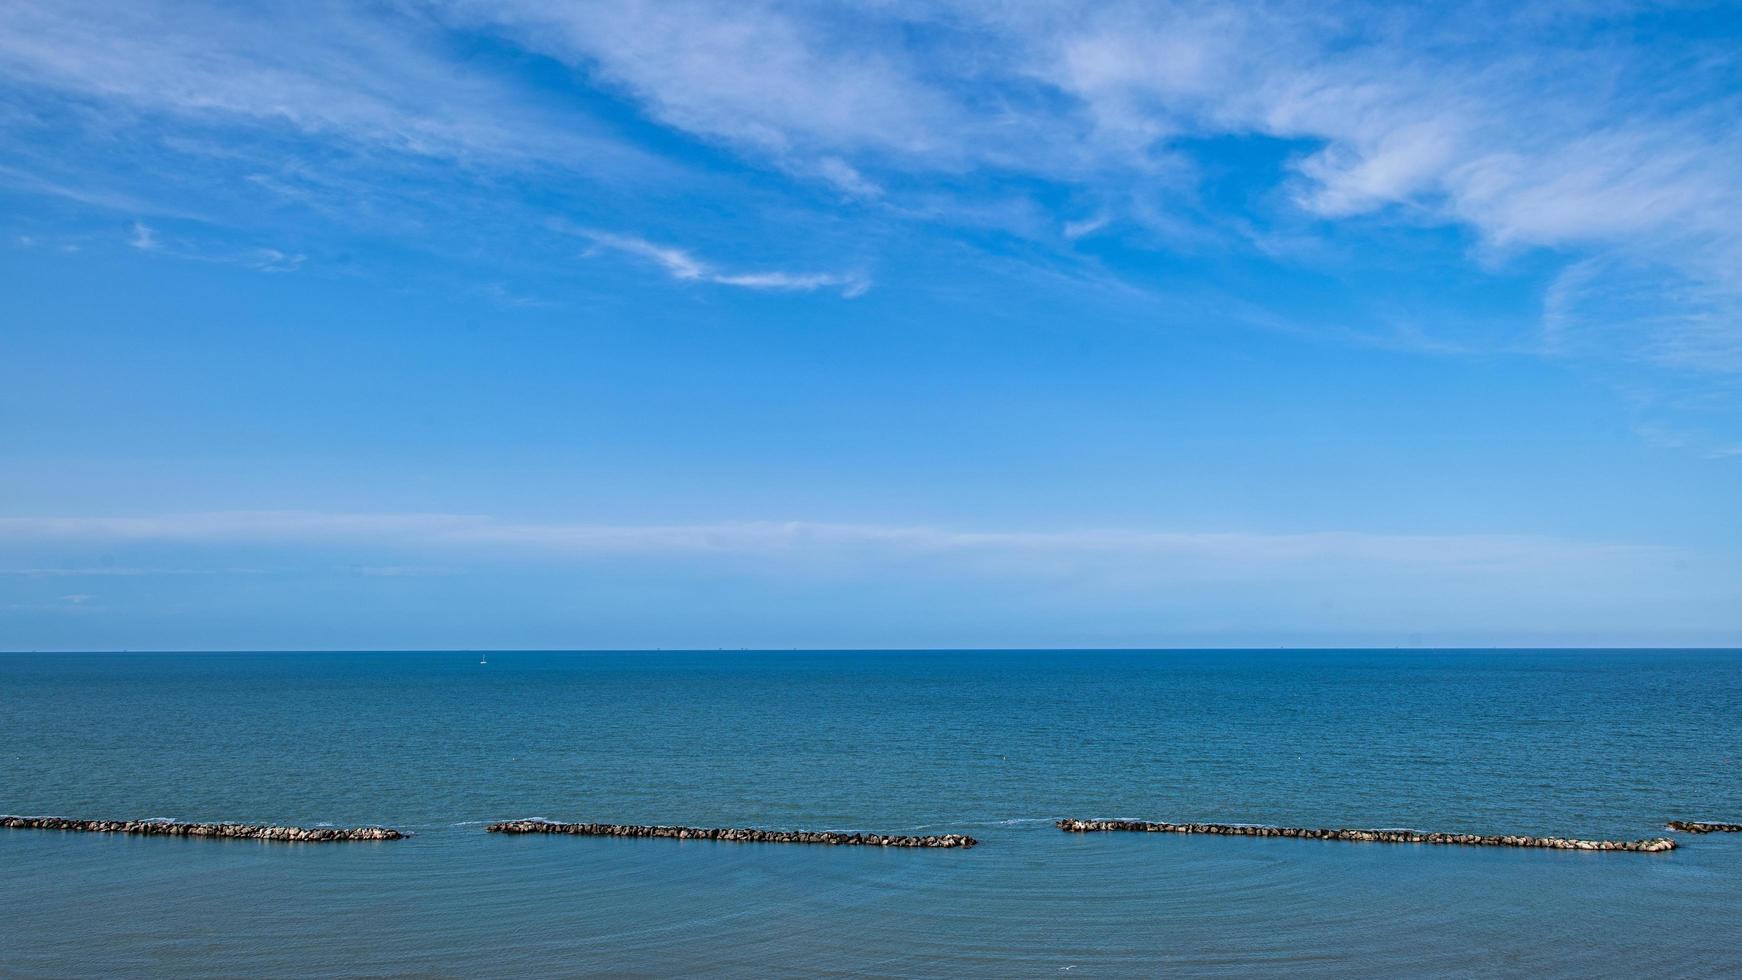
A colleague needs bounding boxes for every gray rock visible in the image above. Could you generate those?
[1,815,404,842]
[485,820,977,848]
[1055,819,1673,853]
[1666,820,1742,833]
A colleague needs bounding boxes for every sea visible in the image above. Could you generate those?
[2,650,1738,977]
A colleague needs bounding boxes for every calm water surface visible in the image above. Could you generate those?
[2,650,1739,976]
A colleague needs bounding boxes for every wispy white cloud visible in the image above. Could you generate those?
[442,1,1742,374]
[0,510,1679,573]
[0,162,212,221]
[243,248,306,273]
[573,227,870,297]
[812,156,882,198]
[5,512,1732,642]
[0,512,471,541]
[119,222,307,273]
[0,0,638,168]
[128,221,158,251]
[442,0,983,165]
[10,1,1739,295]
[0,566,266,577]
[1063,214,1112,241]
[6,0,1742,392]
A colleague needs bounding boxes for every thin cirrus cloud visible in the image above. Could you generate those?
[0,0,637,168]
[2,2,1740,389]
[4,514,1729,643]
[127,222,158,251]
[449,0,1742,369]
[123,221,306,273]
[7,2,1739,276]
[0,511,1680,573]
[452,1,1742,242]
[572,227,870,297]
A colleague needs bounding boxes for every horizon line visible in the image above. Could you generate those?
[6,646,1741,655]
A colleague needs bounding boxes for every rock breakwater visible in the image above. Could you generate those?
[1056,819,1674,852]
[487,820,977,848]
[1,816,403,841]
[1667,821,1742,833]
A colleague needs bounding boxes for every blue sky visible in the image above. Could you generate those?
[3,0,1740,649]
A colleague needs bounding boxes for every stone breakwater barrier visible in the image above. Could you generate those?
[487,820,978,848]
[1667,821,1742,833]
[1056,819,1675,852]
[1,816,403,842]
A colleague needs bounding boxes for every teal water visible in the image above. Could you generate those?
[2,650,1739,976]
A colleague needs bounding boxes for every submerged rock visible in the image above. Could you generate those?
[1666,820,1742,833]
[1,815,403,841]
[1056,819,1674,852]
[486,820,977,848]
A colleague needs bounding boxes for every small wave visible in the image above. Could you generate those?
[891,816,1056,831]
[943,817,1056,829]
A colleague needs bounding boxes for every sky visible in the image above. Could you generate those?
[2,0,1741,650]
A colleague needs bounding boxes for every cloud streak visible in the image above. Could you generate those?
[0,511,1678,573]
[574,228,870,296]
[3,0,1740,443]
[5,513,1733,646]
[9,2,1738,300]
[0,0,637,167]
[450,1,1742,372]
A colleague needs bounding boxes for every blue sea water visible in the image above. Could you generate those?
[2,650,1739,977]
